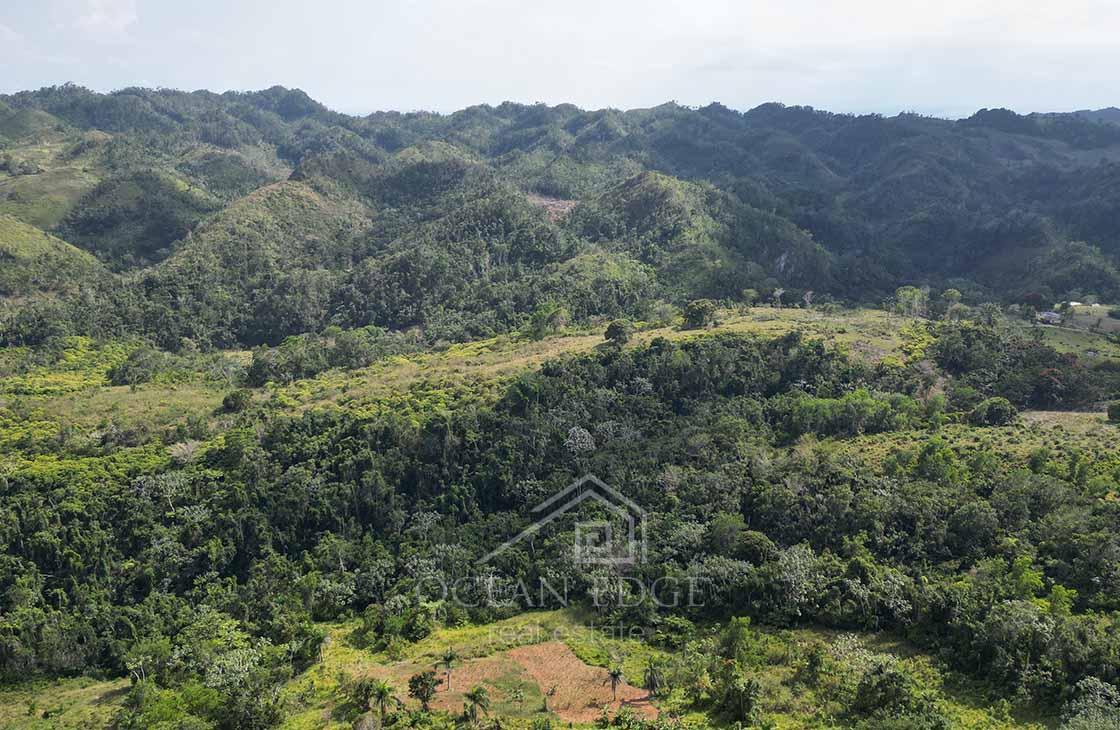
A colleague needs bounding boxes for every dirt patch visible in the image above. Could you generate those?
[425,654,518,714]
[507,641,657,722]
[526,193,577,222]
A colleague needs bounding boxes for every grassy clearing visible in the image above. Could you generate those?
[278,608,1041,730]
[272,307,908,420]
[0,676,128,730]
[2,306,1113,467]
[0,165,101,230]
[832,408,1119,490]
[1065,304,1120,336]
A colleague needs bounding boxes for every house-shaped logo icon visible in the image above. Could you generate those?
[478,474,647,566]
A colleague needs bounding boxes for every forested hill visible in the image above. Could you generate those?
[3,84,1120,347]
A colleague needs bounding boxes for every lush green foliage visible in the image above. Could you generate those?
[3,83,1120,729]
[6,86,1120,348]
[0,329,1116,728]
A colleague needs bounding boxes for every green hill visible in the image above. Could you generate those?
[56,170,223,269]
[0,100,60,142]
[0,215,106,296]
[129,180,369,347]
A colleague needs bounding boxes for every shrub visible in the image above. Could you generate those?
[604,319,633,345]
[969,397,1017,426]
[108,347,175,386]
[221,389,252,413]
[683,299,717,329]
[1108,401,1120,423]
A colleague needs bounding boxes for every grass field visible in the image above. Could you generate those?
[0,676,129,730]
[3,306,1116,469]
[0,131,105,229]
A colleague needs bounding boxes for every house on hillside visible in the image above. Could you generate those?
[1038,311,1063,325]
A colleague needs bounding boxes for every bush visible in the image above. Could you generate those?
[604,319,633,345]
[222,389,252,413]
[969,397,1017,426]
[683,299,717,329]
[108,347,175,386]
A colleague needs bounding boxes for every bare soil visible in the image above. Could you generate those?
[526,193,578,222]
[506,641,657,722]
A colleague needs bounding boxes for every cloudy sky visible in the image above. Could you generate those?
[1,0,1117,117]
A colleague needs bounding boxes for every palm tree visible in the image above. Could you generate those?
[440,647,459,691]
[606,666,624,701]
[370,679,397,723]
[464,685,491,725]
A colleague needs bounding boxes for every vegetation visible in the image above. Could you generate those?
[1,83,1120,729]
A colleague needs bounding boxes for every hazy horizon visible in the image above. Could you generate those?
[2,0,1119,119]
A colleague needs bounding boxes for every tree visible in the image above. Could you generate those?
[707,512,747,556]
[852,664,922,717]
[464,685,491,725]
[947,501,1000,563]
[643,657,666,697]
[409,670,440,711]
[1108,401,1120,423]
[440,647,459,691]
[720,667,761,722]
[349,677,377,712]
[977,302,1003,326]
[1063,678,1120,730]
[719,617,759,666]
[510,686,525,709]
[370,679,397,723]
[683,299,717,329]
[606,666,624,701]
[893,286,928,318]
[604,319,633,346]
[525,300,569,340]
[969,397,1016,426]
[222,389,251,413]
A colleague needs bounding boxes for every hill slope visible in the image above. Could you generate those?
[4,85,1120,345]
[0,215,106,296]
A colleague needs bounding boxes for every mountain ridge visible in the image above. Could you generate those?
[3,83,1120,347]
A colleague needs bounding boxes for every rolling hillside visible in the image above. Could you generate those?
[0,214,106,296]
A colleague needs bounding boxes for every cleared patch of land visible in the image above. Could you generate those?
[508,640,655,721]
[0,676,128,730]
[277,608,1040,730]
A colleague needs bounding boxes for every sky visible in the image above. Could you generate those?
[1,0,1118,118]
